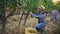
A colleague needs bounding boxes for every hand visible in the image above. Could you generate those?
[30,12,32,14]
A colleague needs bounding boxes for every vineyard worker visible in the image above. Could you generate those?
[30,6,46,34]
[51,10,58,23]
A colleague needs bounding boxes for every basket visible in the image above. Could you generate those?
[25,27,37,34]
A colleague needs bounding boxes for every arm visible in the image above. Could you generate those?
[31,13,38,18]
[31,13,46,18]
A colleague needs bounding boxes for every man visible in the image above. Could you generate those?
[51,10,58,23]
[30,6,46,34]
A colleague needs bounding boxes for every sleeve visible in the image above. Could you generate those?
[31,13,46,18]
[31,13,38,18]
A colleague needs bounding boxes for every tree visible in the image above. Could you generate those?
[0,0,19,34]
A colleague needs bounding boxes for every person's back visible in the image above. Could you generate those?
[52,10,58,16]
[52,10,58,22]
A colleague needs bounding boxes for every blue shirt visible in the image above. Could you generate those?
[31,12,46,23]
[52,10,58,17]
[52,10,58,21]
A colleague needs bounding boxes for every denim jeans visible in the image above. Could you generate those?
[35,23,46,34]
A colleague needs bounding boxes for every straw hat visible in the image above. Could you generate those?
[38,5,45,9]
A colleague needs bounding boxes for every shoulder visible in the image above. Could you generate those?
[42,12,46,15]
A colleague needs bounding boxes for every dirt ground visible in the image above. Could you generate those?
[0,14,60,34]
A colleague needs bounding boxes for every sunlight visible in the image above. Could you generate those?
[52,0,60,5]
[52,0,60,2]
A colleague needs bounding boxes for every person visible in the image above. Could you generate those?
[30,6,46,34]
[51,10,58,23]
